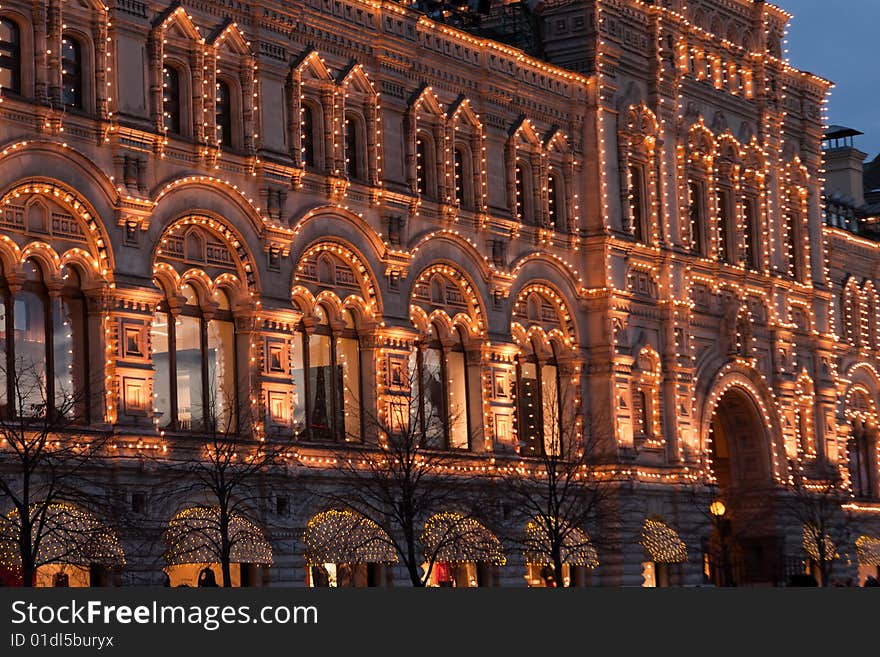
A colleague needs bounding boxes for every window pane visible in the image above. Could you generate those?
[207,318,235,432]
[416,136,429,196]
[163,66,181,134]
[61,36,82,108]
[151,312,172,428]
[292,331,306,436]
[175,315,203,431]
[53,295,85,416]
[216,81,232,147]
[519,362,540,454]
[0,19,20,94]
[548,174,560,229]
[454,148,467,207]
[345,114,360,180]
[301,105,315,166]
[447,350,468,449]
[308,333,333,440]
[422,346,444,447]
[14,292,46,415]
[542,364,559,455]
[338,336,360,441]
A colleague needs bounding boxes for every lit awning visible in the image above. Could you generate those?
[856,535,880,566]
[523,518,599,568]
[164,507,273,566]
[641,519,687,563]
[802,524,838,562]
[0,503,124,568]
[304,510,398,566]
[422,512,505,565]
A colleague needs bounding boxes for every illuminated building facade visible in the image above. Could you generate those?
[0,0,876,587]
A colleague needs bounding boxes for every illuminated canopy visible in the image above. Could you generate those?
[640,519,687,564]
[164,506,273,566]
[421,512,505,565]
[802,524,838,562]
[0,503,124,568]
[856,535,880,566]
[303,510,398,566]
[523,518,599,568]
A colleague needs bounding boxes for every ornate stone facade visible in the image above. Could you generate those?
[0,0,876,587]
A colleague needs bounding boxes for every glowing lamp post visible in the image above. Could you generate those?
[710,499,732,587]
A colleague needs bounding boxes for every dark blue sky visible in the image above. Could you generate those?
[776,0,880,159]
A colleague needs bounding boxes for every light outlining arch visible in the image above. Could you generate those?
[292,239,382,318]
[699,361,788,484]
[153,212,261,298]
[511,281,578,352]
[152,176,270,235]
[291,205,386,262]
[0,179,115,282]
[409,262,486,336]
[409,230,493,280]
[509,252,587,298]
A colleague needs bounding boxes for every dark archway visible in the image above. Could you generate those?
[708,387,782,586]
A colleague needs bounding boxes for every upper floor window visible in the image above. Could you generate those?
[453,145,472,209]
[344,111,365,181]
[216,80,233,148]
[301,103,316,168]
[415,133,433,197]
[548,171,562,230]
[629,164,647,242]
[61,34,83,109]
[162,66,182,135]
[688,180,706,255]
[717,188,733,263]
[743,197,760,270]
[515,160,534,224]
[0,18,20,94]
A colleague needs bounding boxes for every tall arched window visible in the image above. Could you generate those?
[152,284,237,432]
[0,260,88,420]
[787,212,805,281]
[216,80,233,148]
[61,34,83,109]
[291,306,362,442]
[743,197,759,270]
[516,340,562,457]
[629,164,646,242]
[415,133,432,197]
[412,325,470,450]
[163,65,182,135]
[689,180,706,255]
[515,161,533,224]
[301,103,316,168]
[849,412,877,500]
[453,146,471,209]
[717,187,733,263]
[344,112,364,181]
[0,18,20,94]
[548,171,562,230]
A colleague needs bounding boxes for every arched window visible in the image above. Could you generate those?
[629,164,647,242]
[516,340,562,457]
[548,171,563,230]
[743,197,759,270]
[291,306,362,442]
[344,112,364,181]
[787,212,805,281]
[688,180,706,255]
[415,133,433,197]
[0,18,20,94]
[717,187,733,263]
[152,284,237,432]
[453,146,468,208]
[412,325,470,450]
[216,80,233,148]
[0,260,88,420]
[301,103,316,168]
[61,34,83,109]
[848,408,877,500]
[515,160,533,224]
[163,65,182,135]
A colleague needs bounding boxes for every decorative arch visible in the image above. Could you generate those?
[292,239,381,318]
[152,175,266,235]
[511,282,578,351]
[0,178,115,281]
[409,262,485,336]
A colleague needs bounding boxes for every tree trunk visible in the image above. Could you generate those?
[220,508,232,588]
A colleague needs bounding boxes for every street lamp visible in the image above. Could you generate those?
[709,499,732,587]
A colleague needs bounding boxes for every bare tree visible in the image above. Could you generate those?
[308,360,484,587]
[153,386,293,587]
[781,460,851,587]
[0,361,111,587]
[493,387,609,587]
